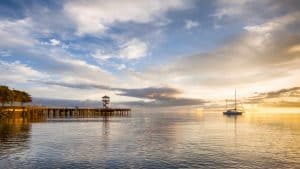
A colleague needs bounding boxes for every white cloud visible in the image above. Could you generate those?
[185,20,199,30]
[50,39,61,46]
[109,63,127,70]
[0,18,36,48]
[131,12,300,100]
[244,24,277,34]
[242,12,300,47]
[212,0,278,21]
[41,38,70,49]
[92,49,113,61]
[64,0,190,35]
[92,38,148,61]
[47,51,116,84]
[0,60,45,83]
[119,38,148,59]
[244,12,300,34]
[213,0,251,19]
[10,47,122,100]
[117,64,126,70]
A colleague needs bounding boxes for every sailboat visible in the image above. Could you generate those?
[223,90,244,115]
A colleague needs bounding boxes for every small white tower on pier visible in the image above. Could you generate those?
[102,95,110,108]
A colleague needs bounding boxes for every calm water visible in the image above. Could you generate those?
[0,111,299,169]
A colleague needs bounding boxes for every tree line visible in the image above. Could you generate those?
[0,85,32,106]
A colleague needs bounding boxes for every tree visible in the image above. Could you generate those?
[11,90,31,106]
[8,89,15,106]
[20,91,32,106]
[0,86,10,106]
[12,90,23,105]
[0,86,32,106]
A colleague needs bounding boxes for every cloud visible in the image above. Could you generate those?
[31,80,111,90]
[117,86,207,107]
[64,0,190,35]
[263,87,300,99]
[1,0,300,106]
[0,14,116,99]
[119,38,148,59]
[213,0,254,19]
[121,98,206,107]
[288,44,300,54]
[41,38,70,49]
[32,80,179,98]
[262,101,300,108]
[213,0,300,22]
[32,97,101,107]
[48,53,116,84]
[116,64,126,70]
[92,49,113,61]
[137,12,300,92]
[0,60,45,83]
[31,80,206,107]
[92,38,148,61]
[185,20,199,30]
[244,12,299,34]
[245,87,300,107]
[0,18,36,48]
[0,49,10,57]
[117,87,180,99]
[0,15,118,100]
[248,87,300,101]
[50,39,61,46]
[0,46,117,96]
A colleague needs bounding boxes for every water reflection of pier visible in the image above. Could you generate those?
[0,118,33,157]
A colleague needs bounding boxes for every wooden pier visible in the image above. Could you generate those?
[0,106,131,119]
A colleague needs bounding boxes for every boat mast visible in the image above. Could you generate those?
[235,89,237,111]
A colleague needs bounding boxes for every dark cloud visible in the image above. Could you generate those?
[245,87,300,107]
[249,87,300,101]
[259,87,300,99]
[32,80,207,107]
[33,96,206,108]
[117,87,180,99]
[120,98,206,107]
[117,87,206,107]
[32,97,101,107]
[31,80,111,90]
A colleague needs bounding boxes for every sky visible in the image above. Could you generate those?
[1,0,300,108]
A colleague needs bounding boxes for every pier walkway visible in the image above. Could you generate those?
[0,106,131,119]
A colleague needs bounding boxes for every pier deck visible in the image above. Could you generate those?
[0,106,131,119]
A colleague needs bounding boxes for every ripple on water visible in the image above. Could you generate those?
[0,113,300,168]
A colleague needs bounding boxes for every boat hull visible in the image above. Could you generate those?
[223,111,243,115]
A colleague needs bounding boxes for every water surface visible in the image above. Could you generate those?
[0,111,299,168]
